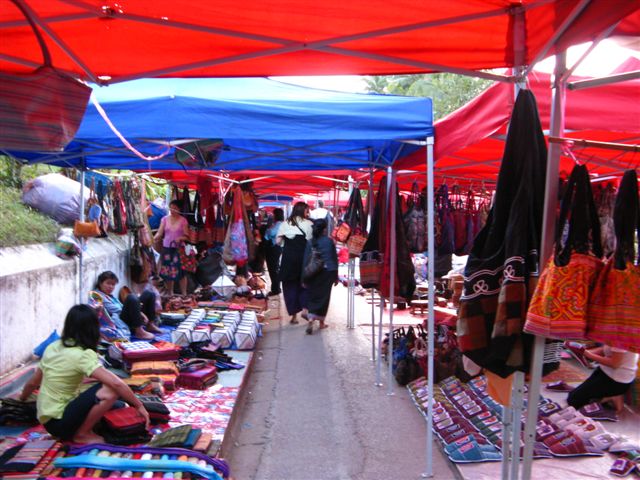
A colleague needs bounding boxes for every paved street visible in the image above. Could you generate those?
[227,285,457,480]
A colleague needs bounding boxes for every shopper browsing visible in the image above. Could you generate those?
[303,218,339,334]
[19,305,150,444]
[154,199,189,296]
[264,208,284,296]
[276,202,313,324]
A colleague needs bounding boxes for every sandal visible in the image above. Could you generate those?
[305,322,313,335]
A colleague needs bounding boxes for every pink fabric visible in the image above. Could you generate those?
[161,215,188,248]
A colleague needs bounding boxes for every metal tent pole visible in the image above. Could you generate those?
[422,137,435,477]
[369,165,376,361]
[510,372,525,480]
[78,165,86,304]
[376,297,384,386]
[501,405,513,479]
[521,51,567,480]
[386,167,396,396]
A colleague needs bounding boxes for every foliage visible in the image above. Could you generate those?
[0,185,60,247]
[0,155,61,189]
[363,73,492,120]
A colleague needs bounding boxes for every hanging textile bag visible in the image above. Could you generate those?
[332,222,351,243]
[525,164,604,340]
[179,245,198,273]
[436,185,455,256]
[359,250,383,287]
[586,170,640,352]
[403,181,426,253]
[347,228,368,257]
[212,203,226,244]
[222,187,249,266]
[73,219,100,238]
[451,185,468,255]
[0,2,91,151]
[111,180,128,235]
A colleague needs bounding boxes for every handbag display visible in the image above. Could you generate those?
[347,228,368,257]
[0,16,91,152]
[176,365,218,390]
[73,219,101,238]
[587,169,640,352]
[179,245,198,273]
[332,221,351,243]
[302,244,325,282]
[359,250,383,287]
[525,164,603,340]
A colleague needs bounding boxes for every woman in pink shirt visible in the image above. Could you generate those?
[154,199,189,296]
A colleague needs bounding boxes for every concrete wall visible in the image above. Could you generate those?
[0,234,131,375]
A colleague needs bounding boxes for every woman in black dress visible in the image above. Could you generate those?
[276,202,313,324]
[303,218,339,334]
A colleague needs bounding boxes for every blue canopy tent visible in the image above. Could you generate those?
[11,77,433,172]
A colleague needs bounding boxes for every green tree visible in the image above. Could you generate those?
[364,73,492,121]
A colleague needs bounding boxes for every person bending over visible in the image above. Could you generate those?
[94,270,161,340]
[20,305,150,444]
[567,345,638,411]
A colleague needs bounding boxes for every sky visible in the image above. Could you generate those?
[272,39,638,93]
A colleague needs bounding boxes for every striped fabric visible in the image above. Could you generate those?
[524,254,602,340]
[587,259,640,353]
[0,67,90,151]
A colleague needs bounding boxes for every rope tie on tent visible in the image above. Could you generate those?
[90,93,171,161]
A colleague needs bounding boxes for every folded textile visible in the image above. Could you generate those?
[147,425,192,448]
[0,399,37,426]
[184,428,202,449]
[102,430,153,445]
[130,361,179,376]
[103,406,146,431]
[0,440,56,473]
[193,432,213,453]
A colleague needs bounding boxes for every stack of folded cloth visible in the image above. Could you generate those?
[130,361,179,391]
[0,398,38,426]
[100,407,151,445]
[124,376,165,397]
[0,440,61,478]
[136,395,171,424]
[176,360,218,390]
[147,424,202,449]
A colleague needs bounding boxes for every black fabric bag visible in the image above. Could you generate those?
[303,243,325,282]
[457,90,548,378]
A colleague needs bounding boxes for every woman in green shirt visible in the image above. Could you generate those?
[20,305,150,444]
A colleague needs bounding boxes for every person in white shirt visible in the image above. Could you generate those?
[309,200,334,236]
[567,345,639,411]
[276,202,313,324]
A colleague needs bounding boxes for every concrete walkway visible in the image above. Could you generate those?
[226,285,457,480]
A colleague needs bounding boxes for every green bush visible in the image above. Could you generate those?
[0,185,60,248]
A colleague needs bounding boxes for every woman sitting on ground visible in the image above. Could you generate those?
[19,305,150,444]
[567,345,639,411]
[94,270,161,340]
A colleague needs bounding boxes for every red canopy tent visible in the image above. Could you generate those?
[1,1,638,84]
[395,56,640,183]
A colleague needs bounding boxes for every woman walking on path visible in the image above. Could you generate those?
[303,218,339,334]
[264,208,285,296]
[276,202,312,324]
[154,199,189,296]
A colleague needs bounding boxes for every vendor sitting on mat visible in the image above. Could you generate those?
[567,344,639,411]
[93,270,161,340]
[19,304,150,444]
